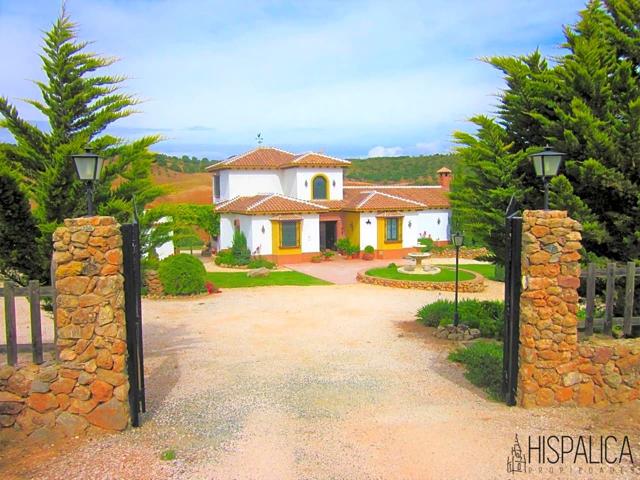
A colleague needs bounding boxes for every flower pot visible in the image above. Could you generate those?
[351,253,360,259]
[362,253,374,261]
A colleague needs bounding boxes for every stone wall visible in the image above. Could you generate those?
[517,210,640,408]
[356,271,486,292]
[0,216,130,443]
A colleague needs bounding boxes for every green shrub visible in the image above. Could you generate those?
[449,341,503,400]
[364,245,375,254]
[387,262,398,269]
[231,230,251,265]
[418,237,435,252]
[336,237,351,253]
[214,249,235,266]
[248,257,275,269]
[346,244,360,255]
[158,254,206,295]
[416,299,505,338]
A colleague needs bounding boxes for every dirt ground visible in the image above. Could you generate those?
[1,283,639,479]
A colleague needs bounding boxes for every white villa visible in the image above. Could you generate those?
[207,147,452,264]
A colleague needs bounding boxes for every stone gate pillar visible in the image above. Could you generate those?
[0,217,131,443]
[517,210,582,407]
[51,216,130,430]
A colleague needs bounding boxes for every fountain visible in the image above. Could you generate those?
[398,252,441,275]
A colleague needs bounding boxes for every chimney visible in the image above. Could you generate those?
[437,166,452,190]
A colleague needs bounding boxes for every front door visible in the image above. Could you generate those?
[319,221,337,250]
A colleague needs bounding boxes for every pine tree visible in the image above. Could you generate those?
[0,162,46,283]
[0,9,166,279]
[0,10,163,225]
[450,116,532,263]
[455,0,640,262]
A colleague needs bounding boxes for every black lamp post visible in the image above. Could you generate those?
[529,146,565,210]
[72,147,104,216]
[452,231,464,327]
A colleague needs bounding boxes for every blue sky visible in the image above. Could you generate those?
[0,0,585,159]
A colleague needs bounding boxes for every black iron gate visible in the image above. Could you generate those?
[122,221,146,426]
[502,197,522,406]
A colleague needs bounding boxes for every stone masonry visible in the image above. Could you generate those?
[518,210,640,408]
[0,216,130,443]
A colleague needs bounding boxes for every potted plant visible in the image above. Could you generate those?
[362,245,375,260]
[335,238,351,256]
[348,245,360,259]
[322,250,335,261]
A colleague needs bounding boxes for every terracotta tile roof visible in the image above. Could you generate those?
[284,152,350,168]
[207,147,296,171]
[216,194,329,214]
[437,166,452,173]
[343,186,450,210]
[206,147,349,171]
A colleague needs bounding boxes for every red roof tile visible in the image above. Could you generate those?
[207,147,350,171]
[216,194,328,214]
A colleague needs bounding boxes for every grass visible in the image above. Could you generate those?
[446,263,498,281]
[205,271,331,288]
[449,341,503,401]
[366,266,475,282]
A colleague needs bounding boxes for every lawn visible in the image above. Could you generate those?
[444,263,500,281]
[205,271,331,288]
[366,266,475,282]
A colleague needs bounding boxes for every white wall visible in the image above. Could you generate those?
[249,216,272,255]
[295,168,343,200]
[224,170,283,199]
[282,169,297,198]
[402,210,450,247]
[219,215,235,250]
[301,214,320,253]
[359,213,377,249]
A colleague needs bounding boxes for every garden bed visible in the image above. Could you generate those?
[357,267,486,292]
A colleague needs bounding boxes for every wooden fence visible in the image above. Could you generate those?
[1,281,55,366]
[580,262,639,337]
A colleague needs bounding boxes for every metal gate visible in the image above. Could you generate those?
[122,221,146,427]
[502,197,522,406]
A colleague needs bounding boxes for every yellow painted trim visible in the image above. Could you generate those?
[377,217,403,250]
[344,211,360,247]
[310,173,330,200]
[271,220,302,254]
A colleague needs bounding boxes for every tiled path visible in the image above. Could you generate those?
[284,258,389,284]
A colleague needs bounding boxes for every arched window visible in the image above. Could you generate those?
[312,175,328,200]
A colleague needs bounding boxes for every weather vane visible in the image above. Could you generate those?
[256,133,263,145]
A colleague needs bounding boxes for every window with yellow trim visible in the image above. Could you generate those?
[312,175,328,199]
[385,217,401,242]
[280,221,299,248]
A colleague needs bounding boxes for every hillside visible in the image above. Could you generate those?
[345,153,459,185]
[148,165,212,207]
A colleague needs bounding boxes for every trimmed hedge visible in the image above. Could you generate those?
[448,341,503,400]
[158,253,207,295]
[416,299,504,338]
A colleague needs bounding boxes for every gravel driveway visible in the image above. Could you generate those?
[2,284,639,479]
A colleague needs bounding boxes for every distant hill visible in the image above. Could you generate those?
[154,153,218,173]
[148,164,212,207]
[345,153,459,185]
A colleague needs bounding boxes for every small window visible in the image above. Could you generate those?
[281,221,298,248]
[385,218,400,242]
[213,175,221,198]
[312,175,328,199]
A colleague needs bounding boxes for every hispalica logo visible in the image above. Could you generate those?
[508,433,635,476]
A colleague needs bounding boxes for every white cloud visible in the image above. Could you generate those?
[368,146,403,158]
